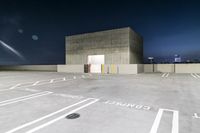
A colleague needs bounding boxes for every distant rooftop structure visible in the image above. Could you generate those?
[65,27,143,65]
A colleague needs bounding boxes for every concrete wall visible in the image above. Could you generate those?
[57,65,84,73]
[154,64,175,73]
[144,64,153,73]
[144,64,200,73]
[129,28,143,64]
[57,64,200,74]
[175,64,200,73]
[102,64,143,74]
[66,28,129,64]
[0,65,57,71]
[144,64,175,73]
[57,64,143,74]
[1,64,199,74]
[118,64,137,74]
[66,27,143,65]
[137,64,144,73]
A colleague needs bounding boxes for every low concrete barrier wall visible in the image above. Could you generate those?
[175,64,200,73]
[118,64,138,74]
[137,64,144,73]
[0,65,57,71]
[57,64,143,74]
[57,65,84,73]
[154,64,175,73]
[2,64,199,74]
[144,64,200,73]
[102,64,143,74]
[144,64,153,73]
[144,64,174,73]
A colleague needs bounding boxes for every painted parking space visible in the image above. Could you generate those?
[0,72,200,133]
[190,73,200,79]
[31,100,197,133]
[26,101,154,133]
[161,73,170,78]
[0,89,46,101]
[0,93,88,133]
[0,76,80,92]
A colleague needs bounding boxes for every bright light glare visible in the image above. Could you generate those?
[0,40,26,60]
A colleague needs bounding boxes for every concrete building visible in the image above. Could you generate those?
[58,27,144,74]
[66,27,143,65]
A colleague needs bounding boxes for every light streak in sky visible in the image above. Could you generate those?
[0,40,26,60]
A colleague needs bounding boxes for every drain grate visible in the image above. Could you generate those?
[66,113,80,119]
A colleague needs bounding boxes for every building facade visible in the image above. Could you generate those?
[66,27,143,65]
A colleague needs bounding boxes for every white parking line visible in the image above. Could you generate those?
[48,78,74,84]
[6,98,98,133]
[191,73,198,79]
[0,77,76,92]
[150,108,163,133]
[32,81,40,86]
[161,73,169,78]
[0,84,22,92]
[26,98,99,133]
[9,84,21,89]
[0,91,52,107]
[150,108,179,133]
[194,73,200,78]
[161,73,166,77]
[193,113,200,119]
[0,84,21,92]
[166,73,169,77]
[0,91,48,104]
[50,79,54,83]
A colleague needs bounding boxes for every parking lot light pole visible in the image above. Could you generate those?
[148,57,154,72]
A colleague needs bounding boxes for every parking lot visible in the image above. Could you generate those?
[0,71,200,133]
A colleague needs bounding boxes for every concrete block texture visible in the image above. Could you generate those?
[102,64,143,74]
[154,64,175,73]
[57,65,84,73]
[118,64,138,74]
[144,64,175,73]
[66,27,143,64]
[57,64,143,74]
[129,28,143,64]
[175,64,200,73]
[0,65,57,71]
[144,64,154,73]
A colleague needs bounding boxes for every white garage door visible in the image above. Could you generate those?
[88,55,105,73]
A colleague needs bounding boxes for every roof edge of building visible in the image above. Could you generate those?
[65,27,135,38]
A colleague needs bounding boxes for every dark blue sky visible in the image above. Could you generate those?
[0,0,200,64]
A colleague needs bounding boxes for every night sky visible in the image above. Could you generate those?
[0,0,200,65]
